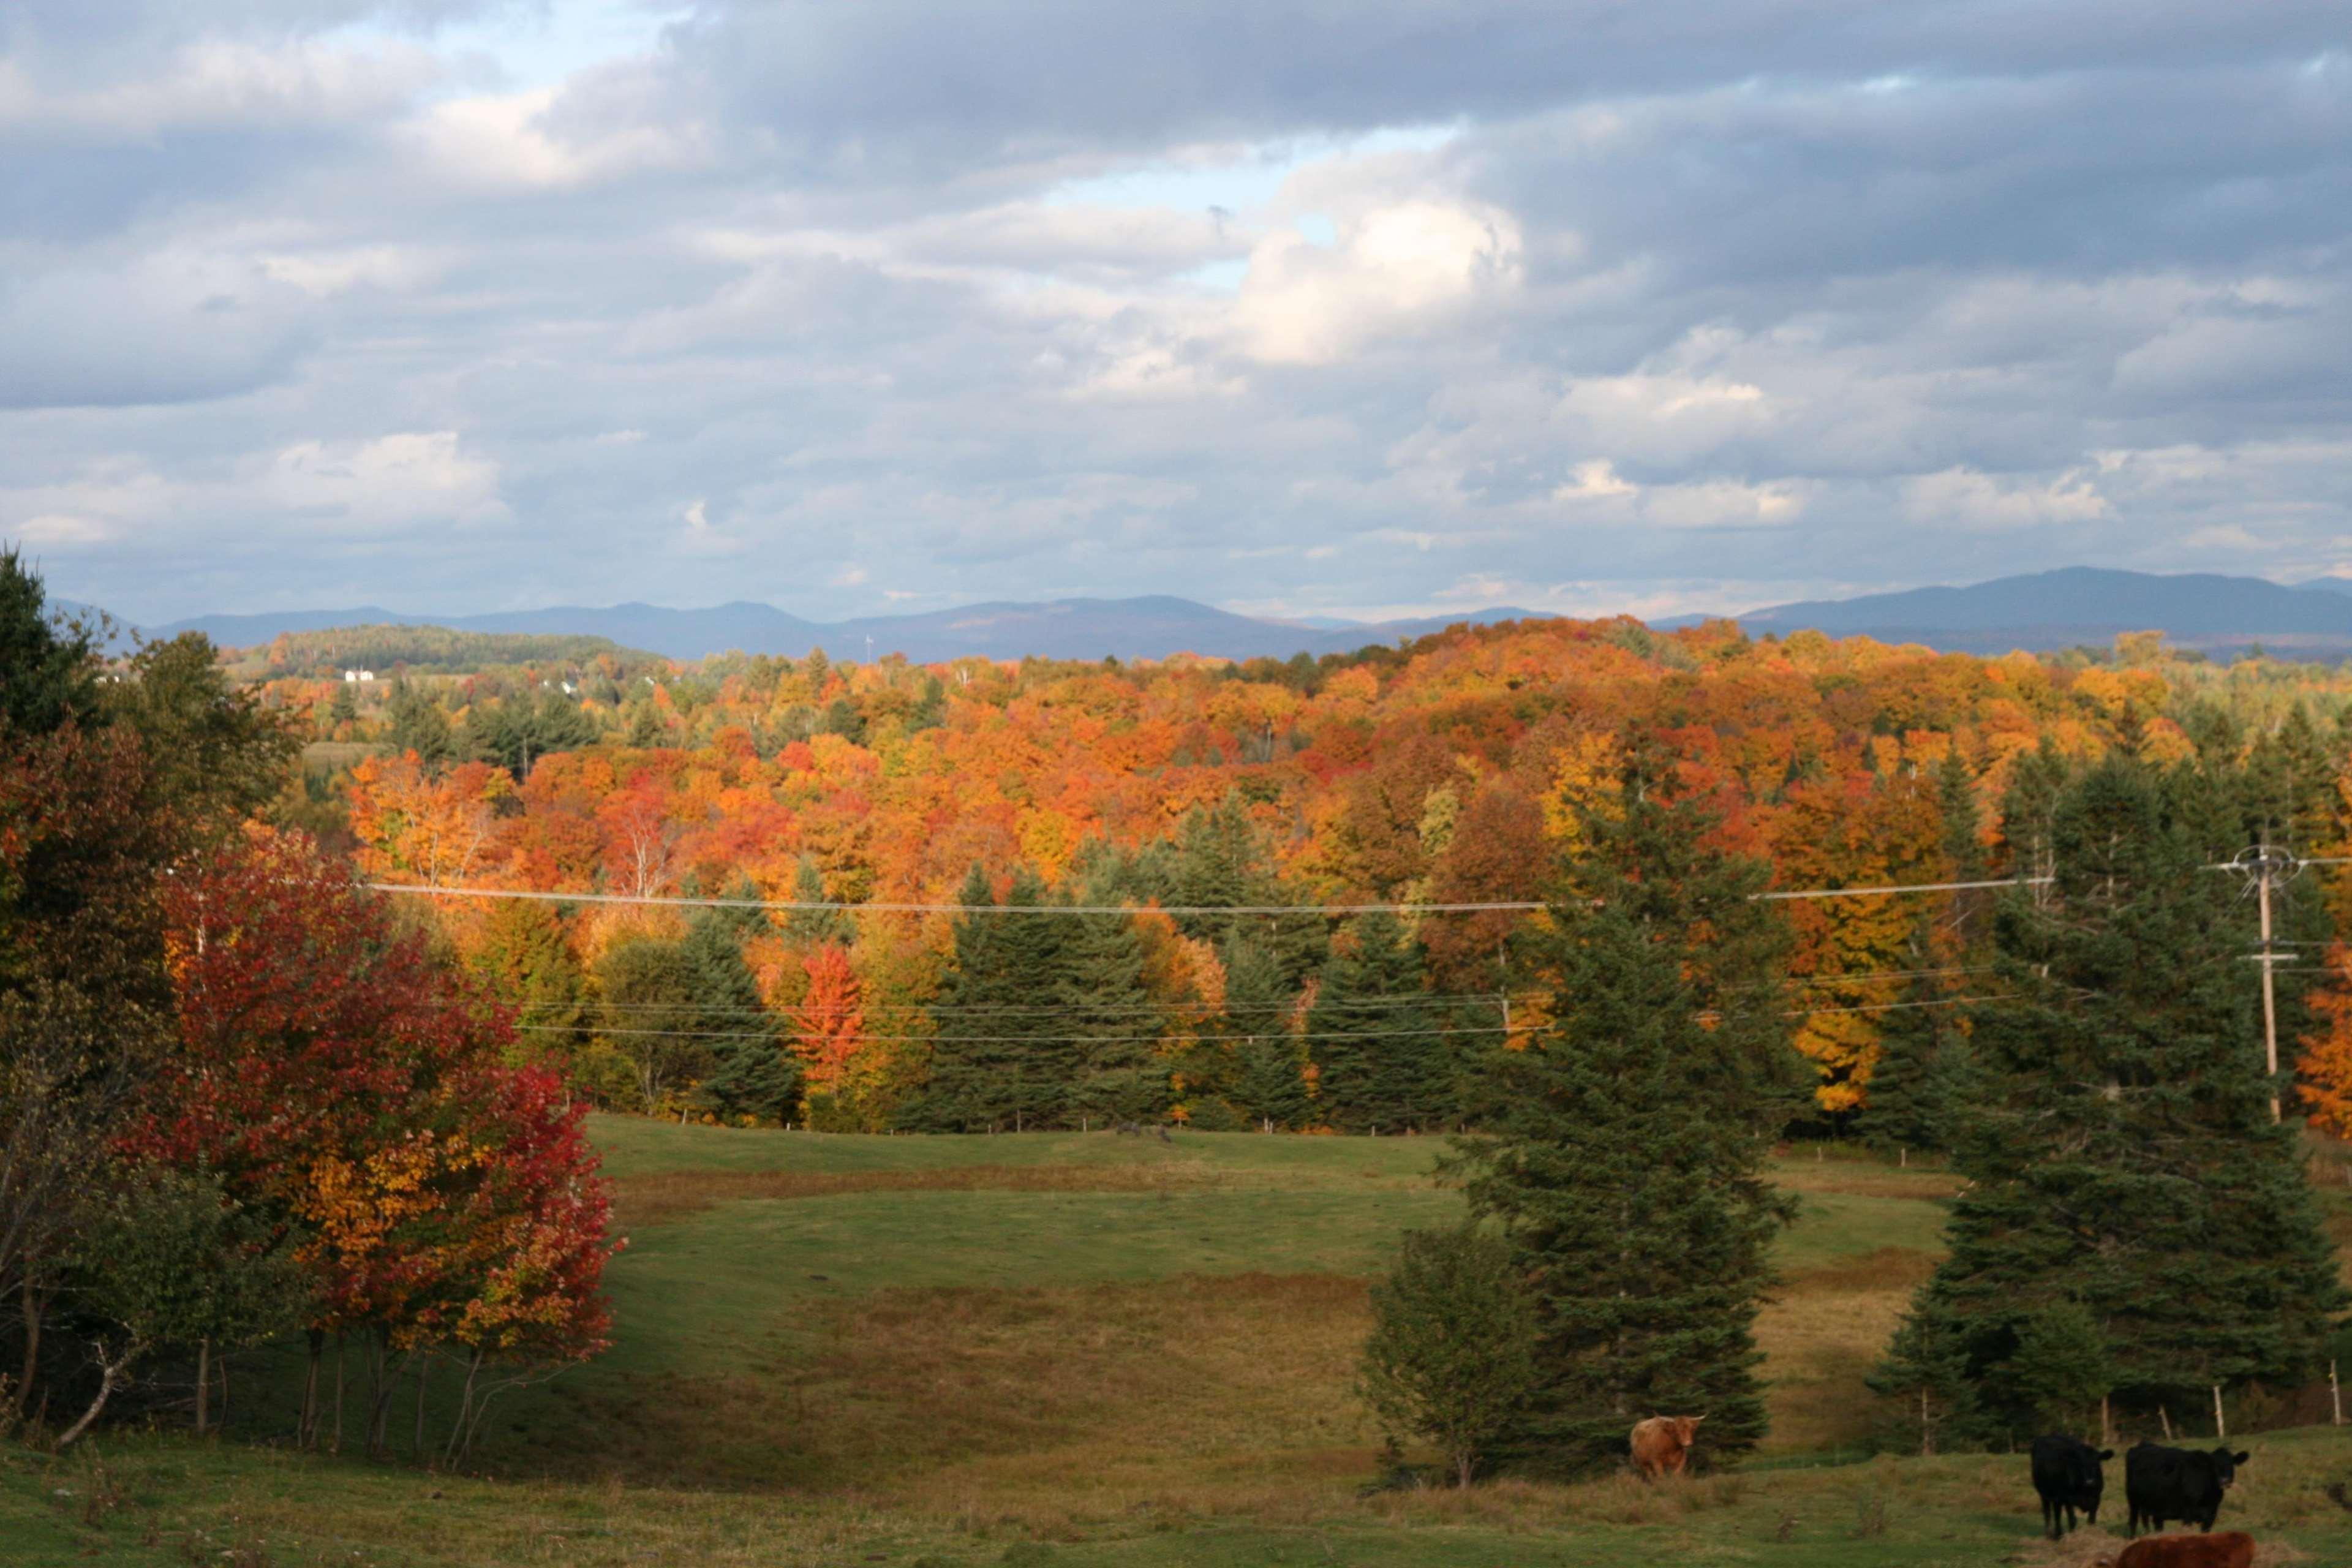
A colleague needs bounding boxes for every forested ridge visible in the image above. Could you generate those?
[252,612,2352,1139]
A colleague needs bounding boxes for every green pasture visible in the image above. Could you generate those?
[7,1120,2350,1566]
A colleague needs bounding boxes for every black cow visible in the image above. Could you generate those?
[2125,1441,2249,1536]
[2030,1433,2114,1539]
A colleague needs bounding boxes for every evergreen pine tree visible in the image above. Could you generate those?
[1455,736,1800,1474]
[1858,963,1984,1156]
[684,895,799,1124]
[782,856,851,945]
[1162,795,1327,983]
[1225,925,1309,1129]
[1306,910,1450,1132]
[1058,903,1167,1126]
[0,546,100,735]
[384,679,454,764]
[1880,757,2349,1440]
[903,866,1072,1130]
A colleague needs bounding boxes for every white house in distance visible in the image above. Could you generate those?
[342,669,377,683]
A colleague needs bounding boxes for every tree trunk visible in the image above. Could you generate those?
[194,1336,211,1436]
[2158,1403,2172,1440]
[55,1336,141,1450]
[444,1348,484,1466]
[1920,1387,1934,1457]
[2331,1359,2343,1427]
[2101,1393,2113,1450]
[2211,1384,2226,1440]
[300,1330,323,1450]
[331,1335,346,1455]
[15,1276,40,1418]
[413,1354,429,1461]
[1455,1451,1474,1488]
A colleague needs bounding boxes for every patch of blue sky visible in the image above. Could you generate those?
[328,0,687,93]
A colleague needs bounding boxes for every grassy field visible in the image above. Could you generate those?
[7,1120,2350,1567]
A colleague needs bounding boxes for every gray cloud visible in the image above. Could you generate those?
[2,2,2349,624]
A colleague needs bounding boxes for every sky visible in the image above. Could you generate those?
[3,1,2349,627]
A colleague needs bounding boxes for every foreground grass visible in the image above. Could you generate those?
[11,1123,2347,1564]
[10,1426,2352,1567]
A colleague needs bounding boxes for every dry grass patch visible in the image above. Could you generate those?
[1782,1246,1942,1296]
[1756,1278,1918,1453]
[614,1162,1235,1226]
[532,1272,1380,1508]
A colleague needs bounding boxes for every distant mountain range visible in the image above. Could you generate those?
[1714,567,2352,657]
[56,568,2352,666]
[71,596,1551,664]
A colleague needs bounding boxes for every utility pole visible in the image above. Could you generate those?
[2227,845,2299,1125]
[2259,853,2280,1125]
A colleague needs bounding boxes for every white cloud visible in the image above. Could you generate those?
[1901,466,2109,530]
[1553,459,1637,501]
[253,433,507,527]
[258,244,445,296]
[0,38,437,138]
[16,513,115,545]
[402,83,709,190]
[1231,198,1523,364]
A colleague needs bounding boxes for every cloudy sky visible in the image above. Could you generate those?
[4,1,2348,625]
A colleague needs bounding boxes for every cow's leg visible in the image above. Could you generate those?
[2043,1498,2058,1539]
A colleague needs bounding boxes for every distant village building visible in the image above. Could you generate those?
[342,669,377,684]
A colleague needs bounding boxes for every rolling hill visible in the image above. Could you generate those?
[82,597,1555,663]
[1725,567,2352,657]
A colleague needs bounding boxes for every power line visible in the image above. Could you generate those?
[365,883,1544,916]
[1758,876,2050,902]
[515,990,2010,1043]
[531,1022,1521,1044]
[369,875,2056,917]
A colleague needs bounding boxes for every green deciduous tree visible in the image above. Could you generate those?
[104,633,298,843]
[1358,1225,1540,1487]
[62,1167,311,1441]
[592,938,710,1115]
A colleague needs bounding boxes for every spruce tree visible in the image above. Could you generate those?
[1880,757,2349,1440]
[1455,737,1800,1474]
[782,856,851,945]
[1162,795,1327,983]
[903,866,1071,1130]
[0,546,99,735]
[384,679,454,764]
[1307,910,1450,1133]
[1225,924,1309,1128]
[1858,965,1984,1156]
[1059,903,1167,1126]
[684,897,798,1124]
